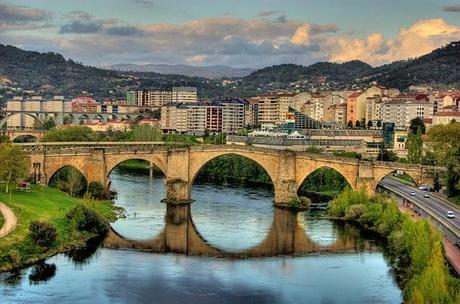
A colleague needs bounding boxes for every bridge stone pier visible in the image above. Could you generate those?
[20,142,437,205]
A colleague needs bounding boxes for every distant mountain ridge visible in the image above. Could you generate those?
[0,41,459,100]
[106,63,256,79]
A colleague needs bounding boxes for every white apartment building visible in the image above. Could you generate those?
[381,99,433,128]
[221,99,246,133]
[172,87,198,103]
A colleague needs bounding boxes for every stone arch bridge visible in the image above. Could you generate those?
[20,142,438,205]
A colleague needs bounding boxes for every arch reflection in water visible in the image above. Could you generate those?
[104,204,381,257]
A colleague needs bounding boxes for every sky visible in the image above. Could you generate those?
[1,0,460,68]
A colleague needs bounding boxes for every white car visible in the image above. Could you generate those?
[447,211,455,219]
[410,192,416,196]
[423,194,430,198]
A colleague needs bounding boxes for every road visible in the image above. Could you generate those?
[379,178,460,232]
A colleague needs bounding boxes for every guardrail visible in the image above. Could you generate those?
[380,183,460,240]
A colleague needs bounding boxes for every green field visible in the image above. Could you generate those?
[0,212,4,229]
[0,184,118,271]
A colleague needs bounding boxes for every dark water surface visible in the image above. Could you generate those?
[0,170,402,303]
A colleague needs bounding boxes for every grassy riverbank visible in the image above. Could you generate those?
[328,188,460,303]
[0,184,118,272]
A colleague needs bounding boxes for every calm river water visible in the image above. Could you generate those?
[0,169,402,303]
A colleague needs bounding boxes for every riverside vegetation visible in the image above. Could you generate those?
[328,188,460,303]
[0,143,117,272]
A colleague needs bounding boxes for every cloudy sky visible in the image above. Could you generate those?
[1,0,460,68]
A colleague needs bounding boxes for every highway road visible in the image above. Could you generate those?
[379,178,460,232]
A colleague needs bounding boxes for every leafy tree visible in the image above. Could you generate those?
[347,120,353,129]
[43,118,56,130]
[433,171,441,192]
[377,148,397,162]
[87,181,105,200]
[406,128,423,164]
[367,120,373,129]
[409,117,426,135]
[355,120,361,129]
[0,144,29,193]
[42,126,95,142]
[29,221,57,247]
[305,145,323,154]
[376,120,382,128]
[130,124,163,141]
[360,118,366,129]
[0,134,10,143]
[66,204,108,235]
[49,166,87,197]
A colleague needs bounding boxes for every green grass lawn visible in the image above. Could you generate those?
[447,195,460,207]
[0,184,118,271]
[0,212,4,229]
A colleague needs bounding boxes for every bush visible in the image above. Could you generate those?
[66,204,108,235]
[344,204,366,220]
[288,196,311,210]
[29,221,57,247]
[87,181,105,200]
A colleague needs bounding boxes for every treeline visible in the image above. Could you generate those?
[328,189,460,303]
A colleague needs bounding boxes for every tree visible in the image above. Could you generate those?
[378,148,397,162]
[355,120,361,129]
[42,126,95,142]
[305,145,323,154]
[130,124,162,141]
[347,120,353,129]
[29,221,57,247]
[43,118,56,130]
[87,181,105,200]
[367,120,373,129]
[360,118,366,129]
[0,144,29,193]
[376,120,382,128]
[409,117,426,135]
[406,128,423,164]
[433,171,441,192]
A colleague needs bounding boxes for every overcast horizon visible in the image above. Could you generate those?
[1,0,460,68]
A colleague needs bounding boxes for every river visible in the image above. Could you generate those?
[0,168,402,303]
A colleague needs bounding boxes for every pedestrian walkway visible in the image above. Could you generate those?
[0,202,17,238]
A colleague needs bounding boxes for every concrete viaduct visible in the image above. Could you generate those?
[0,110,145,129]
[20,142,437,206]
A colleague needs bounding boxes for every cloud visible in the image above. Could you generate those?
[59,21,102,34]
[128,0,155,8]
[257,10,279,17]
[443,4,460,12]
[106,26,144,36]
[274,14,287,23]
[0,3,52,24]
[320,18,460,65]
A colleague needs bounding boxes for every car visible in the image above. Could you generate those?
[447,211,455,219]
[418,186,429,191]
[423,194,430,198]
[410,192,416,196]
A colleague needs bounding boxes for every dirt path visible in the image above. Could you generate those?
[0,202,17,238]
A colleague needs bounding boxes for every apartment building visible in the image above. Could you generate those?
[244,99,259,127]
[127,90,173,107]
[254,95,279,128]
[172,87,198,103]
[71,96,98,112]
[381,99,433,128]
[221,99,246,133]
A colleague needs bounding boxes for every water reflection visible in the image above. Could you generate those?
[28,262,56,284]
[104,204,381,257]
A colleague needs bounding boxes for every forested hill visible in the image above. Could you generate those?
[237,41,460,93]
[0,41,459,100]
[0,44,220,99]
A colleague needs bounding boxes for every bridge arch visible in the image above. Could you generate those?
[106,155,167,177]
[188,151,278,188]
[295,160,358,192]
[46,163,89,186]
[296,166,351,197]
[48,165,88,197]
[12,134,38,143]
[373,168,419,190]
[0,112,45,129]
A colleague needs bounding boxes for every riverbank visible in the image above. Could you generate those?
[328,188,460,303]
[0,184,119,272]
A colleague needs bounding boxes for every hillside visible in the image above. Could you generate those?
[107,63,255,79]
[0,41,459,101]
[0,44,221,99]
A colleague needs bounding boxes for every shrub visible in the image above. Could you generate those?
[288,196,311,210]
[344,204,366,220]
[87,181,105,200]
[29,221,57,247]
[66,204,108,235]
